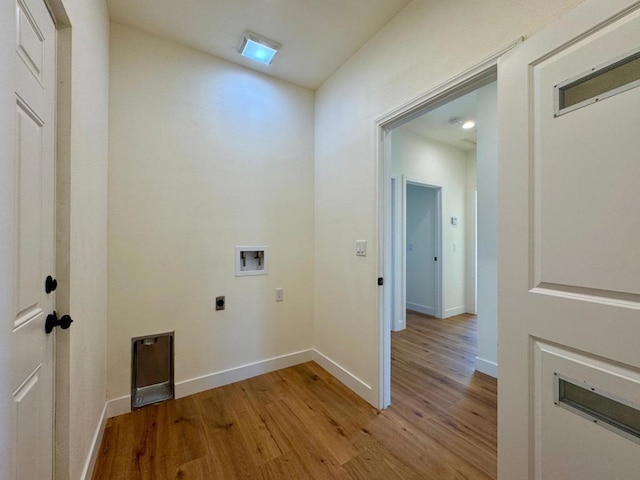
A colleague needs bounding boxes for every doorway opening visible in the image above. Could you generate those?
[390,179,443,333]
[376,45,515,408]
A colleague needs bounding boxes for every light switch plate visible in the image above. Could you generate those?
[356,240,367,257]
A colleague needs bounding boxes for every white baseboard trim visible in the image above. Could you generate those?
[106,394,130,419]
[445,306,467,318]
[406,302,434,316]
[391,322,405,332]
[105,349,314,418]
[475,356,498,378]
[311,349,373,404]
[176,349,313,398]
[80,402,108,480]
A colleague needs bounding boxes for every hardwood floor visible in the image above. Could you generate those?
[93,313,496,479]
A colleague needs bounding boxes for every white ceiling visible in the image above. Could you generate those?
[106,0,412,90]
[399,90,479,151]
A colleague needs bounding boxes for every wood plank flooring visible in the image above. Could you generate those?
[93,312,496,479]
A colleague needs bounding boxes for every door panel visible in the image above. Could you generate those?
[15,101,44,327]
[534,12,640,297]
[11,0,56,478]
[14,364,47,480]
[533,341,640,480]
[16,0,45,85]
[498,1,640,478]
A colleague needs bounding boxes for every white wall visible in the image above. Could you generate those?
[405,184,437,316]
[392,129,468,317]
[314,0,585,406]
[475,82,498,377]
[108,24,315,402]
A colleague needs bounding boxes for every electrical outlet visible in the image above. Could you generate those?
[215,296,225,311]
[276,288,284,302]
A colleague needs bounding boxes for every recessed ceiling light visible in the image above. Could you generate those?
[449,117,476,130]
[237,30,281,65]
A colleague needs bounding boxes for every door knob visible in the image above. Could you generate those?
[45,311,73,334]
[45,275,57,294]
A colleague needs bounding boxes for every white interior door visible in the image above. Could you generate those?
[11,0,56,478]
[405,183,438,317]
[499,1,640,478]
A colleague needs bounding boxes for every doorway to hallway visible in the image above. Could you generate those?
[378,62,500,408]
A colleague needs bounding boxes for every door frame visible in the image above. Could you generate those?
[403,178,444,320]
[375,39,522,409]
[45,0,72,478]
[53,19,72,480]
[389,175,403,331]
[466,188,477,315]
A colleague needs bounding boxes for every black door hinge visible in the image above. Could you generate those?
[378,277,384,286]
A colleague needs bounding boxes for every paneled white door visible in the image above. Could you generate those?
[11,0,56,478]
[498,0,640,478]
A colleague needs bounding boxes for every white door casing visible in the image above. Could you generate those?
[390,175,403,332]
[11,0,56,478]
[498,1,640,478]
